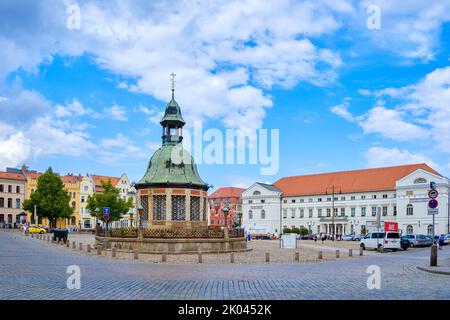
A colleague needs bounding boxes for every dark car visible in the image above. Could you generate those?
[400,236,410,250]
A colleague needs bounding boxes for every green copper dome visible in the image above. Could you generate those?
[136,92,209,191]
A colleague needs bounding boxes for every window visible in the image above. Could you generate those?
[361,207,366,217]
[152,195,166,220]
[308,198,313,202]
[84,186,89,192]
[15,199,20,209]
[7,198,12,208]
[291,209,295,218]
[326,208,331,217]
[318,198,322,202]
[72,201,76,209]
[190,196,201,221]
[0,185,3,192]
[351,207,355,217]
[414,178,427,184]
[300,209,304,218]
[318,209,322,217]
[406,225,413,235]
[253,191,261,195]
[261,210,266,219]
[333,208,338,216]
[248,210,253,219]
[81,196,85,203]
[248,200,253,204]
[427,225,433,235]
[299,199,304,203]
[393,206,397,216]
[327,197,331,202]
[261,199,265,203]
[282,200,286,204]
[382,194,388,199]
[406,191,413,196]
[334,197,338,201]
[283,209,287,219]
[361,195,366,200]
[171,195,186,221]
[351,196,355,200]
[291,199,296,203]
[372,195,377,199]
[16,186,20,193]
[406,204,413,216]
[0,198,3,207]
[371,207,377,216]
[8,185,12,193]
[382,206,388,216]
[309,209,313,218]
[340,208,345,217]
[340,197,345,201]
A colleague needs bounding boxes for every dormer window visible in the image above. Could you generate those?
[253,191,261,196]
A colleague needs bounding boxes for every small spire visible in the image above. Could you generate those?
[170,72,176,99]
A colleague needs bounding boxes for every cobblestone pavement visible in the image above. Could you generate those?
[1,230,449,300]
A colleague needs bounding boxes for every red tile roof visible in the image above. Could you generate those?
[273,163,440,197]
[0,172,25,181]
[60,174,82,184]
[92,175,120,188]
[25,172,41,180]
[209,187,245,199]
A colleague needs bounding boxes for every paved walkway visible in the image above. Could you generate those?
[1,231,449,299]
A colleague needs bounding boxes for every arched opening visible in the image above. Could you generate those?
[406,225,413,235]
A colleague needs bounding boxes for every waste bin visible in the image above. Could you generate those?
[53,229,69,243]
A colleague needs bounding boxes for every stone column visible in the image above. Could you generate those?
[166,190,172,222]
[186,191,191,223]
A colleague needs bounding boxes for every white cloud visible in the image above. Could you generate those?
[105,105,128,121]
[55,99,100,118]
[0,132,31,170]
[366,146,439,170]
[330,100,354,122]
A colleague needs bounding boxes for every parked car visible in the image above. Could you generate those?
[404,234,433,247]
[400,236,410,251]
[360,232,401,251]
[342,234,354,241]
[28,225,46,234]
[444,234,450,245]
[353,234,364,241]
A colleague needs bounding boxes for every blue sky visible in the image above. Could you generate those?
[1,1,450,191]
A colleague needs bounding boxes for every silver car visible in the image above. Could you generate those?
[404,234,433,247]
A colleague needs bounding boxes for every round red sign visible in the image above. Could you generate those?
[428,199,438,209]
[428,189,438,199]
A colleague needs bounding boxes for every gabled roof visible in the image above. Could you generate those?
[273,163,441,197]
[60,174,83,184]
[0,172,26,181]
[209,187,245,199]
[92,175,121,191]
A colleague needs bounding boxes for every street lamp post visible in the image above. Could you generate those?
[94,207,100,236]
[137,205,144,240]
[222,206,230,229]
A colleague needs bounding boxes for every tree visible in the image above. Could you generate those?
[23,167,73,229]
[86,179,133,228]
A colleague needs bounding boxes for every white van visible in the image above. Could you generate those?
[360,232,401,251]
[246,225,272,239]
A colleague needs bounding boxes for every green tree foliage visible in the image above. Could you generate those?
[86,179,133,226]
[23,167,73,229]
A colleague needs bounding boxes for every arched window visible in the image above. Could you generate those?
[406,204,413,216]
[248,210,253,219]
[427,225,433,235]
[253,191,261,195]
[261,210,265,219]
[406,225,413,234]
[414,178,427,184]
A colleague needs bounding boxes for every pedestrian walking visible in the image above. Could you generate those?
[438,234,445,250]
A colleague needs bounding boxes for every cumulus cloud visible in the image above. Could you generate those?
[330,100,354,122]
[105,105,128,121]
[0,132,31,170]
[366,146,440,170]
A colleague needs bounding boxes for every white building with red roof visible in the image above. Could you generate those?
[242,163,449,237]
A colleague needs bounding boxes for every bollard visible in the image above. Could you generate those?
[112,247,116,258]
[79,242,83,251]
[294,251,300,262]
[31,233,34,238]
[430,244,438,267]
[47,236,50,242]
[66,240,70,248]
[97,245,102,255]
[336,250,340,259]
[359,247,363,256]
[162,252,167,262]
[87,244,91,253]
[72,241,76,249]
[265,252,270,263]
[198,251,202,263]
[230,252,235,264]
[349,249,353,257]
[318,251,323,260]
[133,249,139,260]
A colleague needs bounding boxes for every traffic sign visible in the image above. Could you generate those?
[430,181,437,190]
[103,207,110,214]
[428,199,438,209]
[103,214,110,221]
[428,189,438,199]
[428,208,439,215]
